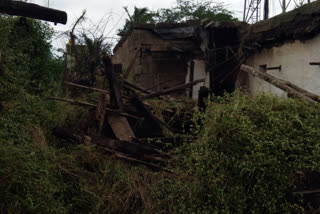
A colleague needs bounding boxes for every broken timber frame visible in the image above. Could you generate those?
[240,64,320,105]
[140,78,206,100]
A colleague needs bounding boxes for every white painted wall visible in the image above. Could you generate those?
[243,35,320,97]
[185,60,210,100]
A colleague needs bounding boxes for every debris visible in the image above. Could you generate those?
[140,78,205,100]
[52,127,172,172]
[53,50,196,171]
[129,97,175,134]
[124,80,174,101]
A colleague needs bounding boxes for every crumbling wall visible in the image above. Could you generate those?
[113,29,196,93]
[244,34,320,96]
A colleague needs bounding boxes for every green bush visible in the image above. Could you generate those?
[0,16,154,214]
[151,93,320,213]
[0,16,64,94]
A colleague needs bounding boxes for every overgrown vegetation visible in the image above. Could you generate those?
[1,13,320,214]
[152,93,320,213]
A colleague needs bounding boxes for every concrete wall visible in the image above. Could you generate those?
[242,35,320,97]
[185,60,210,100]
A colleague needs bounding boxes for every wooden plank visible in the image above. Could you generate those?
[102,53,124,109]
[107,114,135,142]
[95,94,107,135]
[102,53,136,142]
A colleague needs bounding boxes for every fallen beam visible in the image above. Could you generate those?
[64,82,110,94]
[50,97,143,120]
[284,82,320,102]
[102,53,123,109]
[140,78,205,100]
[124,80,152,94]
[0,0,67,24]
[240,64,320,105]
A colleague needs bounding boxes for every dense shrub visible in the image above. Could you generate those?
[0,16,154,214]
[151,93,320,213]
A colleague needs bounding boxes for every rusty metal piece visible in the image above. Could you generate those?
[267,65,281,71]
[310,62,320,66]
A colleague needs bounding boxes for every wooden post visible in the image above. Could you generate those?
[101,53,136,142]
[102,53,124,110]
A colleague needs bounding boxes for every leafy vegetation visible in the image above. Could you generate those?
[119,0,236,34]
[156,0,236,23]
[151,93,320,213]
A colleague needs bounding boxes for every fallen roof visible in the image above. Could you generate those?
[242,0,320,52]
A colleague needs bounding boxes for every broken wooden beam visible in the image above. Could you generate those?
[94,85,108,136]
[102,53,136,141]
[125,80,175,101]
[50,97,143,120]
[102,53,124,109]
[240,64,320,105]
[284,81,320,102]
[0,0,68,24]
[124,80,152,94]
[140,78,205,100]
[63,82,110,94]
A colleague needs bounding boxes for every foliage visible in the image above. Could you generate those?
[157,0,236,23]
[119,7,157,34]
[151,92,320,213]
[118,0,236,33]
[66,12,112,85]
[0,17,64,94]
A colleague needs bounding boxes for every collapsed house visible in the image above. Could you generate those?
[112,21,245,99]
[113,1,320,101]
